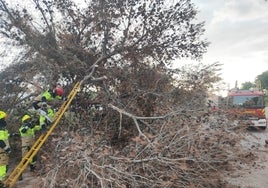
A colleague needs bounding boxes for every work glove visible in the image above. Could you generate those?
[41,124,47,132]
[28,123,35,129]
[42,102,47,108]
[4,146,11,154]
[21,127,28,133]
[42,102,48,113]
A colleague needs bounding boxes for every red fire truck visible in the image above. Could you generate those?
[227,88,267,130]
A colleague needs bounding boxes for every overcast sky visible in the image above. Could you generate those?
[1,0,268,90]
[180,0,268,89]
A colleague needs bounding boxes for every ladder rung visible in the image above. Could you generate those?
[3,81,81,187]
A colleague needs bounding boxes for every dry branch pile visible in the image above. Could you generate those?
[34,107,255,188]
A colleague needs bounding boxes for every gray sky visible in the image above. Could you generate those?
[182,0,268,88]
[1,0,268,90]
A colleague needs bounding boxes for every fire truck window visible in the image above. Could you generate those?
[243,99,254,107]
[256,96,264,106]
[243,97,263,107]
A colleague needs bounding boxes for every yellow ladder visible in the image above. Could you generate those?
[3,82,81,188]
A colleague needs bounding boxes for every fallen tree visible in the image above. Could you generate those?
[0,1,257,187]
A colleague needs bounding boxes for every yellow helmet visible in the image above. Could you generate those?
[0,111,7,119]
[22,114,31,122]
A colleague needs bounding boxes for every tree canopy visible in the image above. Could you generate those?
[241,81,255,90]
[256,71,268,89]
[0,0,208,83]
[240,71,268,90]
[0,0,211,114]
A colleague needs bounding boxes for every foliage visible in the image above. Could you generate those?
[240,81,255,90]
[256,71,268,89]
[0,0,249,188]
[0,0,208,83]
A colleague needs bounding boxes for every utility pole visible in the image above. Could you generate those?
[256,80,262,91]
[235,80,238,89]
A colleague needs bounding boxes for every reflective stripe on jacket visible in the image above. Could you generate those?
[42,90,54,102]
[34,90,53,102]
[19,125,40,137]
[19,125,40,147]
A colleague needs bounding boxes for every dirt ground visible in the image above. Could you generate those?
[13,172,41,188]
[226,128,268,188]
[6,168,41,188]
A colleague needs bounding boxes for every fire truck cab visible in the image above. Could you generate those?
[227,88,267,130]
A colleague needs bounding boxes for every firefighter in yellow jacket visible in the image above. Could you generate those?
[0,111,11,182]
[32,84,64,111]
[19,114,40,180]
[32,84,64,129]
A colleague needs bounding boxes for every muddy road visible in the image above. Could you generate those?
[227,128,268,188]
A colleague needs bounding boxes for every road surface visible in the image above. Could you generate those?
[227,128,268,188]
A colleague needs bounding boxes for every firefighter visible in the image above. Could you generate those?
[0,111,11,182]
[39,108,55,131]
[19,114,41,180]
[32,84,64,127]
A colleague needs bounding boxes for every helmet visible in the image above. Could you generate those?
[54,86,64,96]
[22,114,31,123]
[0,111,7,119]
